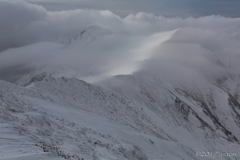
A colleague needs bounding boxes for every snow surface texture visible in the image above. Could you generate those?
[1,71,240,160]
[1,1,240,160]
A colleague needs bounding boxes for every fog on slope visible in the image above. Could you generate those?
[0,0,240,85]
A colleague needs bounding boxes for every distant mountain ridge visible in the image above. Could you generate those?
[0,25,240,160]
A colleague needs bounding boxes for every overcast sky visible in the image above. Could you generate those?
[0,0,240,84]
[25,0,240,17]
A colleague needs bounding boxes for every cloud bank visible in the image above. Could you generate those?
[25,0,240,17]
[0,0,240,85]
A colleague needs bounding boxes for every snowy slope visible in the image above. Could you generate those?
[1,25,240,160]
[0,70,240,160]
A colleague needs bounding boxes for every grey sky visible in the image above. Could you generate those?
[25,0,240,17]
[1,0,240,83]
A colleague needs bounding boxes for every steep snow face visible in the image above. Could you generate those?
[102,72,240,141]
[0,70,240,160]
[67,25,113,47]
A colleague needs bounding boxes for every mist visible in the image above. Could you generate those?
[0,0,240,84]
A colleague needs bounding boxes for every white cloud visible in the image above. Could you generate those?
[0,0,240,85]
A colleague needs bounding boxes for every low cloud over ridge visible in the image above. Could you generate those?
[0,0,240,84]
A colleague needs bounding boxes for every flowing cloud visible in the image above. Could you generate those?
[0,0,240,85]
[25,0,240,17]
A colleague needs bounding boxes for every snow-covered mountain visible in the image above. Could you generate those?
[1,70,240,160]
[1,25,240,160]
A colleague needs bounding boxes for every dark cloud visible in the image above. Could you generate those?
[0,0,48,51]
